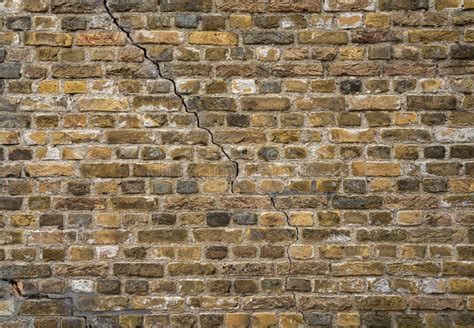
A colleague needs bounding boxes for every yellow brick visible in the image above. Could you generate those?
[408,29,459,43]
[177,247,200,260]
[38,80,59,94]
[11,214,35,227]
[337,14,363,29]
[96,214,120,228]
[24,131,47,145]
[132,30,181,44]
[436,0,460,9]
[298,30,348,44]
[289,211,313,226]
[260,212,285,226]
[421,79,444,92]
[76,32,126,46]
[331,128,376,143]
[226,313,250,328]
[64,80,87,94]
[337,313,361,327]
[25,32,72,46]
[0,131,19,145]
[339,46,365,60]
[394,112,417,125]
[25,163,75,177]
[465,29,474,42]
[229,15,252,28]
[189,31,238,46]
[365,13,390,28]
[203,180,228,193]
[352,162,401,177]
[398,211,423,225]
[289,244,313,259]
[466,0,474,9]
[280,313,305,328]
[251,313,277,328]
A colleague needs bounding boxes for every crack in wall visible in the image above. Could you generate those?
[103,1,306,324]
[1,279,21,297]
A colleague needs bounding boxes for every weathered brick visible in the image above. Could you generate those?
[298,30,348,44]
[0,264,51,278]
[51,0,100,13]
[407,95,457,111]
[355,296,406,310]
[408,30,459,43]
[113,263,164,277]
[80,163,129,178]
[25,32,72,47]
[379,0,428,10]
[0,64,21,79]
[76,32,126,46]
[332,262,385,276]
[133,31,181,44]
[349,95,400,111]
[25,164,75,177]
[20,299,71,316]
[243,31,294,44]
[189,32,238,45]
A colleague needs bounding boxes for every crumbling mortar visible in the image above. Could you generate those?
[103,1,306,324]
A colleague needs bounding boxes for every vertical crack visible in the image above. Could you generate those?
[270,196,307,326]
[103,1,305,323]
[102,1,239,191]
[1,279,22,296]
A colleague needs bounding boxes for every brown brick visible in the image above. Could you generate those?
[189,32,238,46]
[20,299,71,316]
[298,30,348,44]
[80,163,129,178]
[76,32,127,46]
[25,32,72,47]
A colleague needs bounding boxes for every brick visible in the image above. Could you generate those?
[25,32,72,47]
[76,32,127,46]
[451,45,474,59]
[379,0,428,10]
[349,95,400,111]
[25,164,75,177]
[0,131,19,144]
[80,164,129,178]
[355,296,406,310]
[0,64,21,79]
[189,32,238,45]
[241,97,290,111]
[113,263,164,277]
[108,0,158,12]
[407,95,457,111]
[352,162,401,176]
[325,0,375,11]
[408,30,459,43]
[51,0,100,13]
[332,262,385,276]
[298,30,348,44]
[133,31,181,44]
[51,64,102,78]
[20,299,71,316]
[75,98,129,111]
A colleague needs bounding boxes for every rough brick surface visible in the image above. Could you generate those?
[0,0,473,326]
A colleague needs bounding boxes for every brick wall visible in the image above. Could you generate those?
[1,0,474,326]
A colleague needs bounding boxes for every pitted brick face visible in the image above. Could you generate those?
[1,0,474,326]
